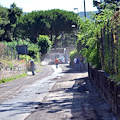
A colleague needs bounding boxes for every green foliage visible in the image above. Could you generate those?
[36,52,41,64]
[9,3,23,24]
[95,9,114,27]
[77,6,120,83]
[46,9,77,48]
[76,8,117,70]
[3,41,17,50]
[109,73,120,85]
[19,55,33,61]
[37,35,52,55]
[15,9,77,46]
[2,38,39,59]
[57,33,75,48]
[76,17,100,67]
[0,73,27,84]
[93,0,120,11]
[3,3,23,41]
[15,11,49,43]
[9,63,13,69]
[0,6,9,37]
[0,5,77,47]
[46,9,77,34]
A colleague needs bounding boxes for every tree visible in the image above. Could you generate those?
[16,9,77,46]
[93,0,120,11]
[57,33,76,48]
[46,9,77,48]
[76,18,100,67]
[3,38,39,59]
[37,35,52,56]
[77,7,118,71]
[3,3,22,41]
[16,11,49,43]
[0,6,9,41]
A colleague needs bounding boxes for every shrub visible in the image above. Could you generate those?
[19,55,33,61]
[37,35,52,55]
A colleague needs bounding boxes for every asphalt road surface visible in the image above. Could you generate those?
[0,64,117,120]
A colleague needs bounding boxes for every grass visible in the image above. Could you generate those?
[0,59,42,84]
[35,70,41,72]
[0,69,42,84]
[0,73,27,84]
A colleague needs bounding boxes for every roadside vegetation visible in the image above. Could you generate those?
[0,0,120,83]
[70,0,120,82]
[0,3,77,58]
[0,73,27,84]
[0,3,77,83]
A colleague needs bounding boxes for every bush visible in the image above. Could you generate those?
[19,55,33,61]
[3,38,40,60]
[37,35,52,55]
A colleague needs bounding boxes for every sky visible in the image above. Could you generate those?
[0,0,98,13]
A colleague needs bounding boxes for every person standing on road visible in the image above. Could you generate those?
[74,56,80,71]
[55,58,59,68]
[76,56,80,71]
[74,57,77,70]
[30,60,35,75]
[79,55,83,72]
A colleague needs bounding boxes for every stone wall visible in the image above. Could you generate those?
[89,66,120,120]
[0,62,26,80]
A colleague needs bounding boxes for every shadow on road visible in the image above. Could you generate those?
[24,64,115,120]
[62,64,87,74]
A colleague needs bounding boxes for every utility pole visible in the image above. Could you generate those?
[84,0,86,18]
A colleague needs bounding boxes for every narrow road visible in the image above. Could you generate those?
[0,65,61,120]
[25,64,117,120]
[0,64,117,120]
[0,65,54,104]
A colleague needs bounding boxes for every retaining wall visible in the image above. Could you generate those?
[89,66,120,120]
[0,62,26,80]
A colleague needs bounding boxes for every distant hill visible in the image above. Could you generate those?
[78,11,98,19]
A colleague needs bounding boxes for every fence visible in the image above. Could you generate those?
[98,10,120,74]
[90,10,120,120]
[0,43,18,60]
[88,66,120,120]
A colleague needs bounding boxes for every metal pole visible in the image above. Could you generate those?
[84,0,86,18]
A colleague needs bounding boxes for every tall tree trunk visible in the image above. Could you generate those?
[54,35,57,50]
[54,35,59,50]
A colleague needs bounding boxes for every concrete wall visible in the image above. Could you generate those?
[45,47,74,64]
[89,66,120,120]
